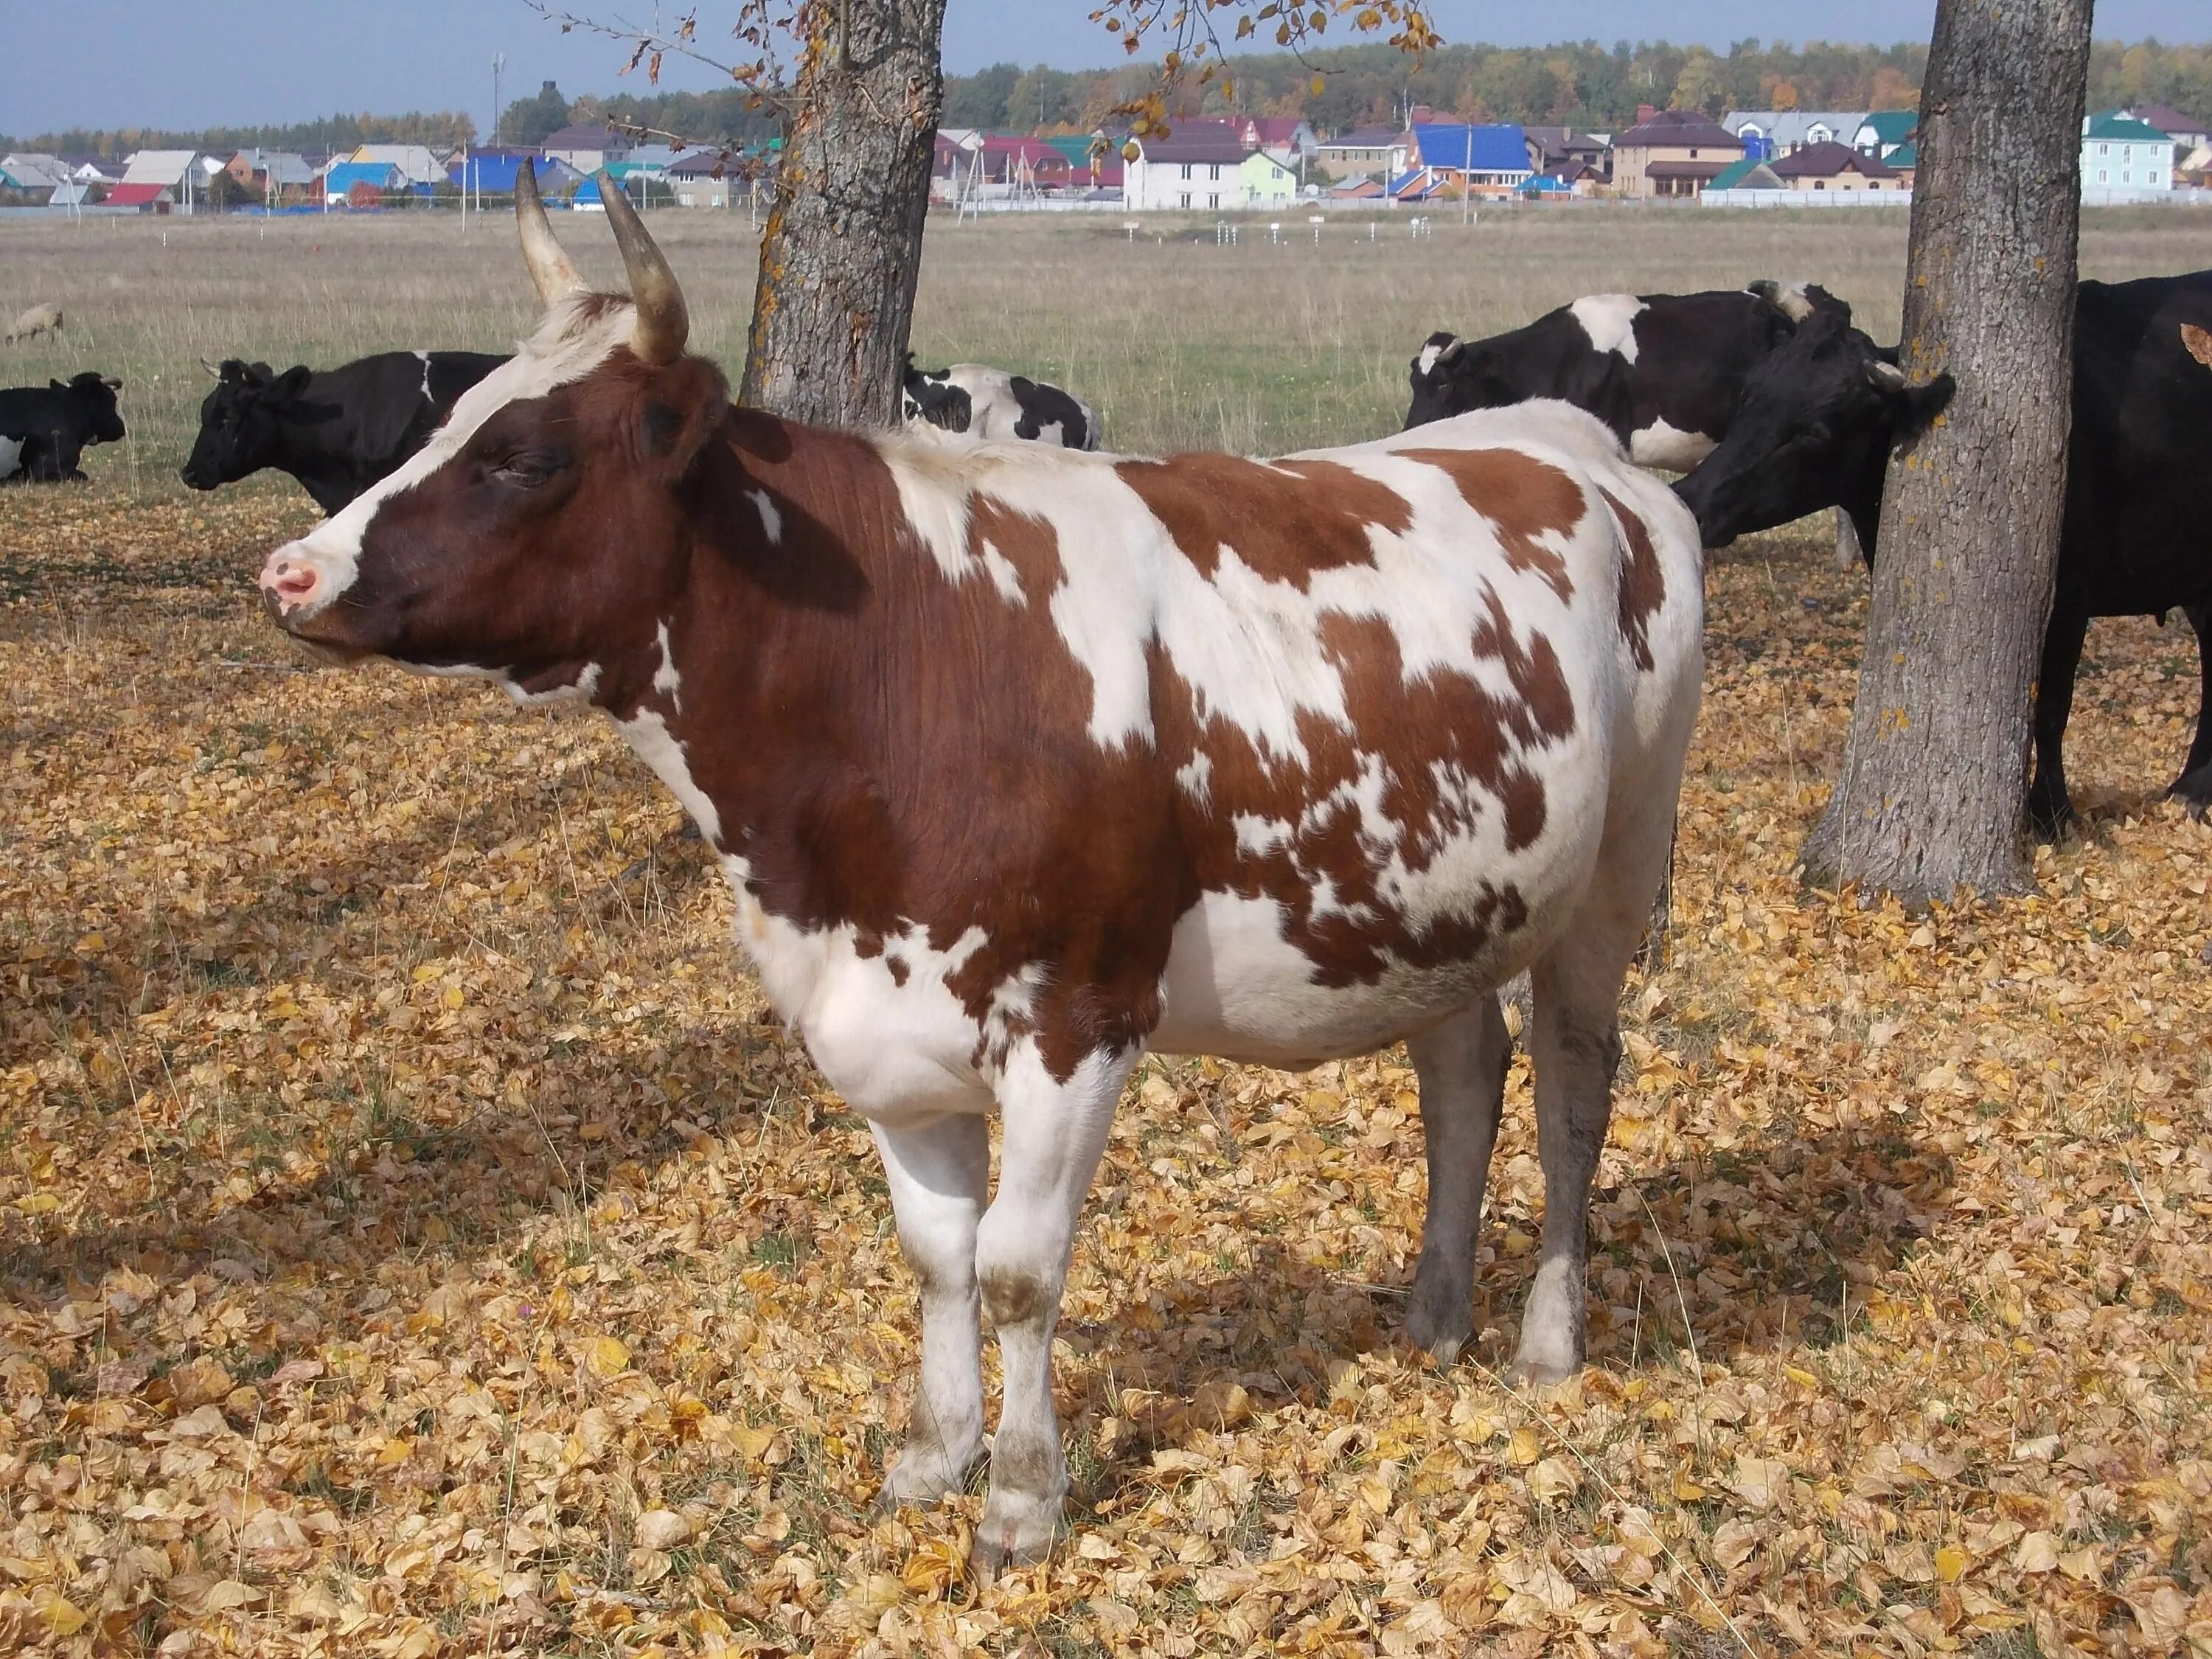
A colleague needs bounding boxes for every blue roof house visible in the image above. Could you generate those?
[323,161,402,204]
[448,154,582,195]
[1406,123,1534,194]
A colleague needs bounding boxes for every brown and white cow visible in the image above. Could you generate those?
[257,170,1705,1575]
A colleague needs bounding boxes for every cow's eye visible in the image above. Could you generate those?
[490,452,561,488]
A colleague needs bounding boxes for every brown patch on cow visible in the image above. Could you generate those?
[2184,322,2212,369]
[1114,453,1407,585]
[1399,448,1582,601]
[1599,488,1666,672]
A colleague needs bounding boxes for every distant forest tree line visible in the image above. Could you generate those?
[6,38,2205,157]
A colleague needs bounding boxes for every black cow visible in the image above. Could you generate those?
[1404,282,1817,468]
[0,372,126,482]
[182,350,509,514]
[901,355,1099,449]
[1672,272,2212,830]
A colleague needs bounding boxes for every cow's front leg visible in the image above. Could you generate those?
[872,1114,990,1509]
[970,1044,1133,1577]
[2168,605,2212,817]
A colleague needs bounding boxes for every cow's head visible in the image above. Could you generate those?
[900,355,970,431]
[1672,309,1955,551]
[181,360,314,490]
[58,372,126,445]
[257,167,726,700]
[1404,332,1517,428]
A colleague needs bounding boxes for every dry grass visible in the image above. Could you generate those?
[1,209,2210,1657]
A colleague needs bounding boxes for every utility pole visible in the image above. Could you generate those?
[492,52,507,147]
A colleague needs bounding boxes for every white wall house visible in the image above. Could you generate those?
[2081,111,2171,202]
[1124,136,1253,211]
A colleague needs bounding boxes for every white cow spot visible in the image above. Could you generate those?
[746,487,782,544]
[1175,751,1213,805]
[652,620,681,710]
[1569,293,1647,363]
[1416,338,1452,375]
[414,348,433,400]
[1627,419,1716,472]
[0,435,19,480]
[613,707,721,845]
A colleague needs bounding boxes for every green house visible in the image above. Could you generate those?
[1238,149,1298,209]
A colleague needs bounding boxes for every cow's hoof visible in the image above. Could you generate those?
[2167,773,2212,822]
[872,1444,979,1517]
[1404,1287,1472,1367]
[1503,1350,1580,1388]
[968,1489,1060,1580]
[2027,790,2075,842]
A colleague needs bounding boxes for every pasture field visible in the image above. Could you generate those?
[1,208,2210,1658]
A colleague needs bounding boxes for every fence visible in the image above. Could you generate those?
[1702,188,1914,209]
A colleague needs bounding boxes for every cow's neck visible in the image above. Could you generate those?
[592,409,919,931]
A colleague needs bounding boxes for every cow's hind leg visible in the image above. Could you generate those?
[1514,786,1679,1385]
[970,1043,1135,1577]
[2168,605,2212,817]
[872,1114,991,1509]
[1404,995,1511,1364]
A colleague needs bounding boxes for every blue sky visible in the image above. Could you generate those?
[0,1,2199,136]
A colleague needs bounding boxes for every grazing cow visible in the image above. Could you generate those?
[4,302,63,345]
[0,372,126,482]
[182,349,509,514]
[1405,283,1818,469]
[258,170,1703,1575]
[1672,273,2212,829]
[902,355,1099,449]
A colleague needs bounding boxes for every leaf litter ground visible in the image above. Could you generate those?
[2,493,2208,1658]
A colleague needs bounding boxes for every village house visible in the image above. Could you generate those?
[1610,108,1744,198]
[1238,148,1299,208]
[1522,125,1610,179]
[2081,111,2172,198]
[1123,135,1255,211]
[1851,110,1919,159]
[1704,156,1789,193]
[1722,110,1868,159]
[1314,125,1407,181]
[1772,140,1902,192]
[225,149,318,204]
[540,123,631,175]
[1402,122,1534,197]
[108,150,200,211]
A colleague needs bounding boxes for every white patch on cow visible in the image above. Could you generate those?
[414,348,434,400]
[1416,338,1452,376]
[652,620,681,711]
[716,853,1004,1121]
[261,294,634,619]
[746,487,782,544]
[0,435,19,480]
[975,537,1026,606]
[507,661,600,706]
[1175,751,1212,805]
[1569,293,1647,363]
[1627,418,1715,472]
[614,706,721,846]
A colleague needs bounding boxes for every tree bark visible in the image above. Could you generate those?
[1801,0,2093,903]
[739,0,947,427]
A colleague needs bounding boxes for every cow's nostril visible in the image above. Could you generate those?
[267,563,319,602]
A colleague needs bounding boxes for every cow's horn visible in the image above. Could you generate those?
[597,170,687,365]
[515,160,583,308]
[200,357,223,380]
[1865,358,1908,390]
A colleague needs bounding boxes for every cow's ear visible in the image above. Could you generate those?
[1871,364,1955,446]
[635,356,728,479]
[268,366,313,404]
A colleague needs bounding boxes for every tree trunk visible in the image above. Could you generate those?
[739,0,947,427]
[1801,0,2092,903]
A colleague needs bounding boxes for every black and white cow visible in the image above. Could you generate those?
[1405,282,1819,470]
[0,372,126,482]
[901,355,1099,450]
[182,350,510,514]
[1672,272,2212,830]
